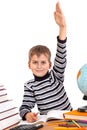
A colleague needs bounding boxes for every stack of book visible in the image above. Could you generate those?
[63,109,87,128]
[0,85,20,130]
[63,109,87,121]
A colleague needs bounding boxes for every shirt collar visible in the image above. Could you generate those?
[33,71,50,81]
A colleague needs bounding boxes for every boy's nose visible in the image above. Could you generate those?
[37,63,42,68]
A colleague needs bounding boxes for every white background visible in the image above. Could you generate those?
[0,0,87,111]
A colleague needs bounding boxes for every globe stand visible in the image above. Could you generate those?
[78,95,87,112]
[83,95,87,100]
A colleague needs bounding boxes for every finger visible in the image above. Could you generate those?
[54,11,62,21]
[27,117,33,123]
[34,112,39,116]
[54,12,57,22]
[56,2,62,14]
[32,113,38,121]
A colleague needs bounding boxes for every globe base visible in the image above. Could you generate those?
[83,95,87,100]
[78,105,87,112]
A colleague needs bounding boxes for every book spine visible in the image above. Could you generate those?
[0,85,4,88]
[0,88,7,96]
[0,107,17,113]
[0,114,20,130]
[0,93,7,96]
[0,100,8,103]
[0,113,19,121]
[0,94,8,103]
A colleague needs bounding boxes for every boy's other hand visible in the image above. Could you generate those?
[25,112,38,123]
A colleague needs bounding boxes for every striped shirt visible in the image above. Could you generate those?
[19,36,72,119]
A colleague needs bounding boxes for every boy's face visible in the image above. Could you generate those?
[28,54,51,77]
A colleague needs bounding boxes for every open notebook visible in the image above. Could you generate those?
[19,109,69,125]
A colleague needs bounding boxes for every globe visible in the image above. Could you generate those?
[77,64,87,100]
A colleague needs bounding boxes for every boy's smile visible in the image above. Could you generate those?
[28,54,51,77]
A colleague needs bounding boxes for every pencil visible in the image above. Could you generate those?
[72,120,81,128]
[54,126,86,130]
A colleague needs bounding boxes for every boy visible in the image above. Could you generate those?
[19,2,72,123]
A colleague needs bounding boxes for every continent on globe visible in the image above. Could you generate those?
[77,64,87,100]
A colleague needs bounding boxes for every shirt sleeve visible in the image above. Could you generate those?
[19,83,36,120]
[52,36,67,83]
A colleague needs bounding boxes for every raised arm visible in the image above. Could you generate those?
[53,2,67,83]
[54,2,66,40]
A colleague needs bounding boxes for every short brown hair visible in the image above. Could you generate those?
[28,45,51,62]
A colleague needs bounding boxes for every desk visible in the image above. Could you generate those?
[5,120,87,130]
[39,120,87,130]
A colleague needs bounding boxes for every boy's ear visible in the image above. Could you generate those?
[28,61,30,69]
[49,62,52,68]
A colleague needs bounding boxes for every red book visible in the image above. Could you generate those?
[63,110,87,121]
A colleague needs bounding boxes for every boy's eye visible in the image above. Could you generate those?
[32,61,46,64]
[41,61,46,64]
[33,61,38,64]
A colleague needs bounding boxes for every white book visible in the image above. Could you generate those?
[19,110,69,125]
[0,94,8,103]
[0,85,6,90]
[0,85,4,88]
[0,107,18,120]
[0,113,20,130]
[0,100,15,113]
[0,87,7,96]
